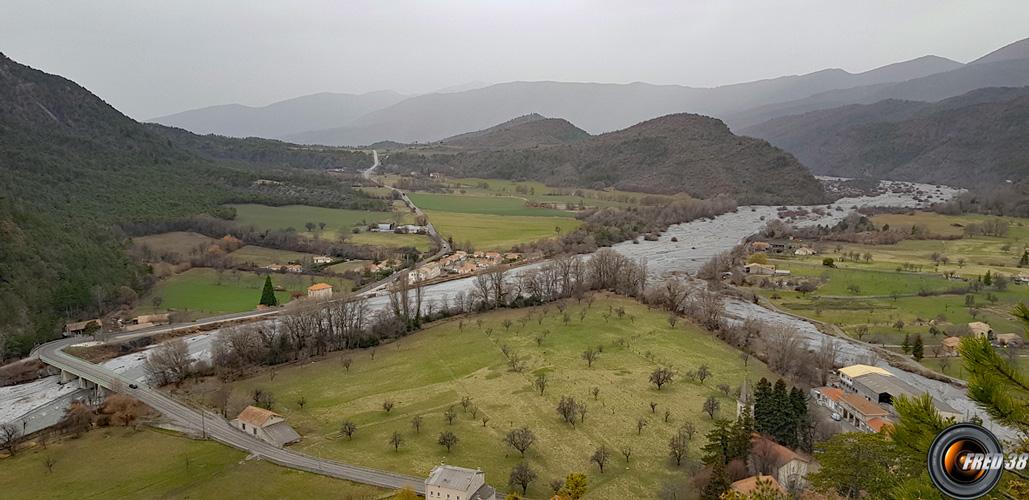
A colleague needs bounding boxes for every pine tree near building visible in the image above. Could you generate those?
[703,461,732,500]
[1020,250,1028,267]
[911,335,924,361]
[259,275,278,306]
[753,377,773,434]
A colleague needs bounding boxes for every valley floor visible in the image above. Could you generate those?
[177,295,776,499]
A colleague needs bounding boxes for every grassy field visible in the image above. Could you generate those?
[0,427,384,499]
[428,211,581,250]
[133,268,352,317]
[205,295,773,499]
[228,245,320,267]
[349,231,433,252]
[439,177,655,209]
[132,231,217,258]
[408,192,583,249]
[228,204,410,241]
[747,212,1028,376]
[407,193,572,217]
[326,260,373,274]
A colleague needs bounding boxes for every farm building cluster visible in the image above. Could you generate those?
[406,251,522,283]
[810,364,961,434]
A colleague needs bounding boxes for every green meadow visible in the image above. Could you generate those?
[0,427,384,499]
[199,295,773,499]
[228,204,410,241]
[133,268,352,317]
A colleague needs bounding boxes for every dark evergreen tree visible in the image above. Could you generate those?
[753,377,773,434]
[730,406,755,463]
[702,461,732,500]
[700,419,736,465]
[259,275,278,306]
[1020,250,1028,267]
[911,335,924,361]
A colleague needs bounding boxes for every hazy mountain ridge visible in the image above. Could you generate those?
[386,113,827,204]
[157,54,964,146]
[741,86,1029,186]
[150,90,407,139]
[726,39,1029,128]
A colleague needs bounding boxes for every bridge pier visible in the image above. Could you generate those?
[60,369,72,384]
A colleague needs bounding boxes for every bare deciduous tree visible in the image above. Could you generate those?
[557,396,579,426]
[0,423,21,456]
[649,367,674,390]
[702,396,720,419]
[533,373,548,396]
[340,420,357,440]
[389,431,404,452]
[438,431,458,452]
[504,427,537,456]
[668,429,690,466]
[582,346,599,367]
[591,445,611,473]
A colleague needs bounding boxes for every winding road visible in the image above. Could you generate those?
[32,337,425,493]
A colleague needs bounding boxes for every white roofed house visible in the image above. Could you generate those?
[425,464,496,500]
[231,406,301,447]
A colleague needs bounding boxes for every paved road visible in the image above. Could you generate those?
[364,150,451,256]
[33,338,425,493]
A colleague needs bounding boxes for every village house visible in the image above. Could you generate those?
[744,263,776,275]
[794,246,816,256]
[64,318,103,336]
[424,464,496,500]
[312,255,334,264]
[231,406,301,447]
[968,321,994,340]
[995,333,1023,348]
[408,262,442,283]
[730,475,788,496]
[748,434,812,493]
[1014,273,1029,285]
[307,282,333,299]
[942,336,962,354]
[750,241,771,252]
[372,222,395,232]
[397,224,428,234]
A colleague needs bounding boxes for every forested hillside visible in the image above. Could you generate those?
[741,87,1029,186]
[0,53,380,357]
[386,113,827,204]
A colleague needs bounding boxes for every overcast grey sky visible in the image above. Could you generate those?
[2,0,1027,119]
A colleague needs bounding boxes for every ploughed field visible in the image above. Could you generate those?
[209,295,773,499]
[0,427,384,499]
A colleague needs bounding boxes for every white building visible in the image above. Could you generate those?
[231,406,301,447]
[425,465,496,500]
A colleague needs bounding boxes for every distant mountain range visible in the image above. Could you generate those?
[740,86,1029,187]
[385,113,827,205]
[151,90,407,139]
[150,50,971,145]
